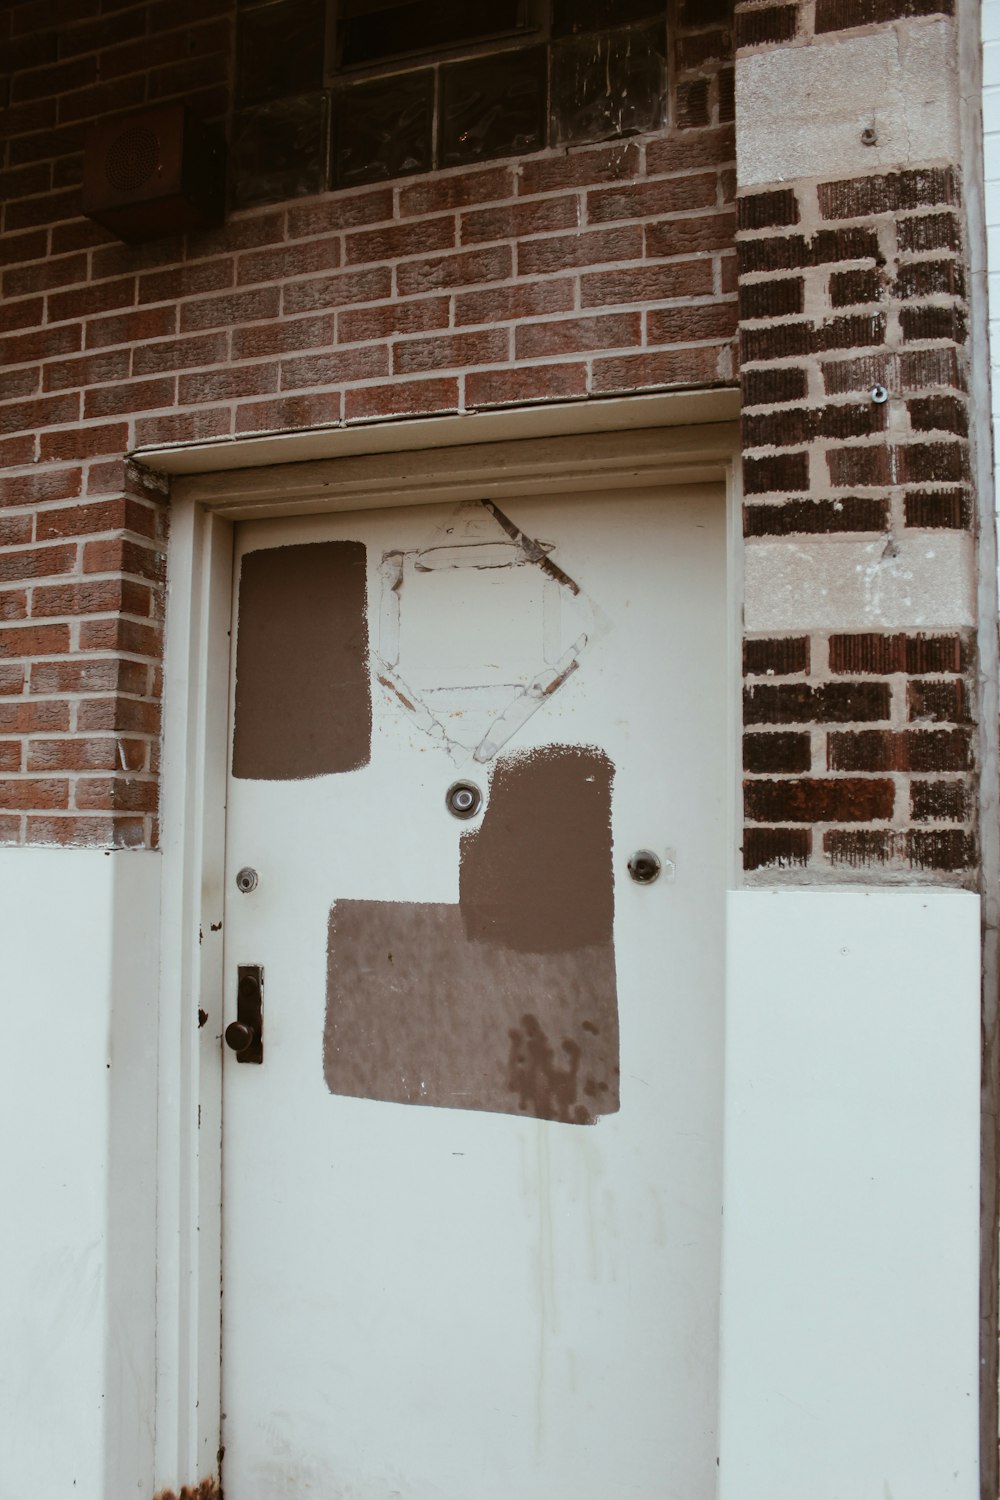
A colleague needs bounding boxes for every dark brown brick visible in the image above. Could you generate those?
[894,259,965,300]
[828,632,966,674]
[824,829,895,865]
[744,680,891,724]
[907,678,970,723]
[906,828,974,871]
[744,496,887,535]
[744,451,809,494]
[816,0,954,33]
[826,443,891,487]
[910,778,969,822]
[814,312,886,351]
[742,366,808,407]
[897,441,968,484]
[907,394,968,436]
[737,226,881,275]
[743,731,811,773]
[740,322,812,362]
[743,637,810,675]
[742,402,886,448]
[828,728,971,771]
[897,212,960,254]
[736,188,799,231]
[904,488,970,528]
[818,168,957,222]
[739,276,804,319]
[735,4,798,47]
[829,267,883,306]
[742,826,811,870]
[745,777,895,823]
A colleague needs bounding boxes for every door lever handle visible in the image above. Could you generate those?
[226,965,263,1063]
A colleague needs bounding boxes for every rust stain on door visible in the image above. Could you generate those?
[324,747,619,1125]
[232,540,371,780]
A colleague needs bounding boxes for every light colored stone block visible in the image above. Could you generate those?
[737,22,959,187]
[744,532,976,630]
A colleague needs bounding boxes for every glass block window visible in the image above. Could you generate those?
[232,0,670,207]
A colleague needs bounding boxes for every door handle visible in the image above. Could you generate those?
[225,965,263,1063]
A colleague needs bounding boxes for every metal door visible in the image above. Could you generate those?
[221,484,727,1498]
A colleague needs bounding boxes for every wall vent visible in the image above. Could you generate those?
[83,104,226,244]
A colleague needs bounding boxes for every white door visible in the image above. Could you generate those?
[221,483,728,1499]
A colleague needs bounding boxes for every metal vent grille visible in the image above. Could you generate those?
[104,125,160,192]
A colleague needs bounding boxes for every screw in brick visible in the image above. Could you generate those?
[861,125,878,146]
[870,383,889,404]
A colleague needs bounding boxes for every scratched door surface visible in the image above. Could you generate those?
[221,484,727,1500]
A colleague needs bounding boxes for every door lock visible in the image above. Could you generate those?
[225,964,263,1063]
[235,866,258,893]
[628,850,661,884]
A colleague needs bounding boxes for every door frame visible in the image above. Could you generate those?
[149,400,742,1489]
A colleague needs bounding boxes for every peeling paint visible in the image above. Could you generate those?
[374,499,607,764]
[152,1480,221,1500]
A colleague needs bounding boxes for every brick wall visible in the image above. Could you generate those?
[734,0,979,884]
[0,0,736,848]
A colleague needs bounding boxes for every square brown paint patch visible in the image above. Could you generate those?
[325,747,619,1125]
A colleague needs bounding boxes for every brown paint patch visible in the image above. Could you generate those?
[325,747,618,1124]
[461,746,614,953]
[232,540,371,779]
[153,1482,221,1500]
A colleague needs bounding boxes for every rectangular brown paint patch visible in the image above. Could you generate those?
[325,747,619,1125]
[232,540,372,779]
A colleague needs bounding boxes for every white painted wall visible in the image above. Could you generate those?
[0,850,161,1500]
[719,889,981,1500]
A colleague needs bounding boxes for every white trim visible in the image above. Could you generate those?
[154,408,740,1486]
[133,387,739,477]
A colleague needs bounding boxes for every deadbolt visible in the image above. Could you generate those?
[628,850,661,884]
[226,965,263,1063]
[235,866,258,894]
[445,781,482,819]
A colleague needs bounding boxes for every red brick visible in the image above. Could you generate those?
[744,777,895,823]
[0,322,81,368]
[139,258,235,304]
[645,127,734,176]
[646,211,735,259]
[827,728,971,772]
[27,813,147,847]
[400,166,515,217]
[57,6,147,58]
[281,265,391,318]
[0,467,83,507]
[0,699,71,733]
[232,313,337,360]
[12,55,98,104]
[344,378,458,423]
[189,211,286,260]
[396,245,512,295]
[0,516,33,547]
[648,301,738,344]
[236,237,345,289]
[281,345,390,389]
[0,297,45,334]
[3,368,41,401]
[4,187,81,231]
[39,422,128,461]
[516,313,640,359]
[30,657,148,695]
[393,328,509,375]
[0,163,52,203]
[34,497,130,539]
[77,697,161,734]
[133,407,232,446]
[461,196,579,244]
[580,258,714,307]
[287,190,394,237]
[0,777,69,810]
[180,286,282,332]
[518,225,643,277]
[0,230,48,269]
[132,331,229,376]
[57,74,146,125]
[4,252,87,297]
[0,392,80,435]
[743,826,811,870]
[235,391,343,433]
[26,737,147,773]
[338,296,449,345]
[74,775,158,812]
[591,344,724,392]
[0,664,27,694]
[0,544,76,584]
[43,347,131,391]
[908,675,972,727]
[589,174,719,225]
[79,618,162,656]
[82,538,164,581]
[31,578,151,618]
[0,590,28,621]
[179,363,280,405]
[0,742,22,773]
[85,305,176,349]
[84,377,175,419]
[518,143,640,195]
[454,279,576,326]
[465,362,588,408]
[345,217,456,267]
